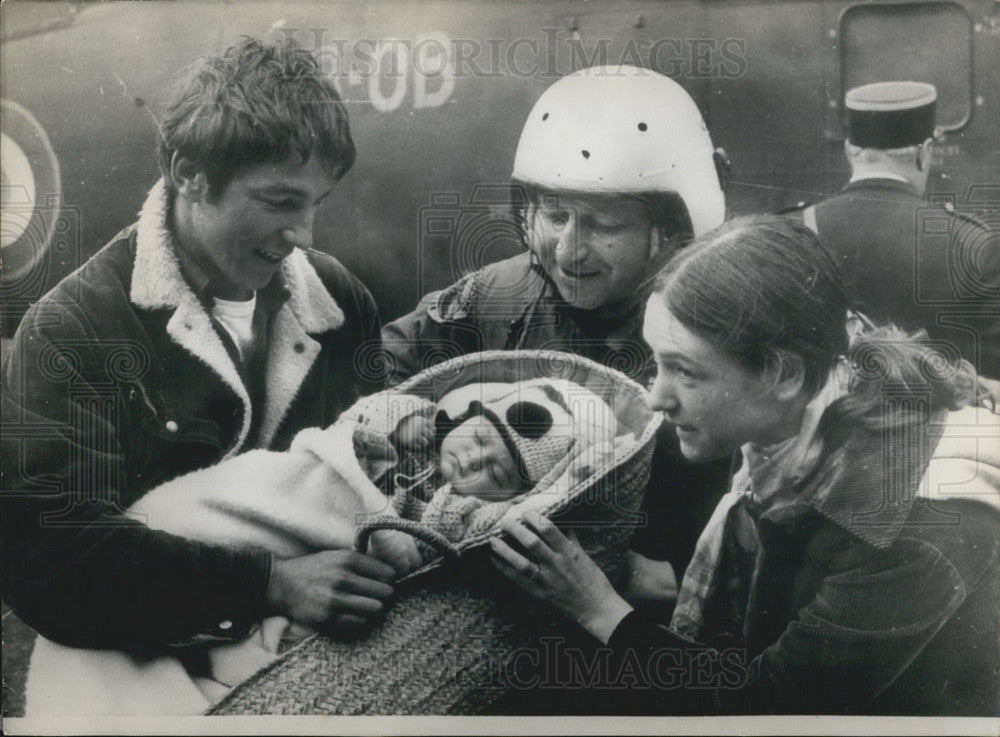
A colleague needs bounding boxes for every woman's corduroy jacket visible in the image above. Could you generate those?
[605,403,1000,715]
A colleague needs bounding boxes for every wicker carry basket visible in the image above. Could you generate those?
[207,350,661,715]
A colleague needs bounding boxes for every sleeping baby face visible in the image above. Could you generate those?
[438,416,523,500]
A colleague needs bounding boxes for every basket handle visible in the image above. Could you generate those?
[354,516,462,561]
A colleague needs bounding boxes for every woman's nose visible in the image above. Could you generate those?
[646,374,679,414]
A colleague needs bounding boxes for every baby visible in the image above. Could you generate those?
[108,378,617,705]
[128,377,618,573]
[347,378,617,549]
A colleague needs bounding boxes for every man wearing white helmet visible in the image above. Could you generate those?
[384,65,733,610]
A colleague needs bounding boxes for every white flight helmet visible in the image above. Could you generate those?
[512,65,726,237]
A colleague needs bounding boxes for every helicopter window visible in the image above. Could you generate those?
[840,1,972,133]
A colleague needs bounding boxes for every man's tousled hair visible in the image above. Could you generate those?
[157,36,355,195]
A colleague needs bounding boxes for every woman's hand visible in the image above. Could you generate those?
[490,510,634,644]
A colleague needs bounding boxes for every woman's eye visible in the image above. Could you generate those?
[667,362,696,380]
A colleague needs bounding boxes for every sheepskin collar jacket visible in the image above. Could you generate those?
[127,179,360,454]
[2,179,384,649]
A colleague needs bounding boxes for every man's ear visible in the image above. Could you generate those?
[916,138,933,172]
[170,152,208,202]
[648,225,661,261]
[843,140,858,170]
[766,349,806,401]
[713,147,732,191]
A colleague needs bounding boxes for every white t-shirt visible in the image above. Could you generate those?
[211,294,257,363]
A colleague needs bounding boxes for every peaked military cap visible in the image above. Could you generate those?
[846,81,937,149]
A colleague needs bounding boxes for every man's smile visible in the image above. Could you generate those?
[558,265,602,280]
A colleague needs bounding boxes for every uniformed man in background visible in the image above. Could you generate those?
[791,81,999,377]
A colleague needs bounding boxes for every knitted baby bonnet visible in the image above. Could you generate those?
[438,379,618,489]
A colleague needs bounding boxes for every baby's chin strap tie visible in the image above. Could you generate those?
[394,464,437,494]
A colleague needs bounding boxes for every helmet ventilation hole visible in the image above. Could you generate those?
[581,150,590,159]
[542,112,549,121]
[638,122,648,132]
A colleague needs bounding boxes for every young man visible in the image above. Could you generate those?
[2,38,396,658]
[383,65,734,610]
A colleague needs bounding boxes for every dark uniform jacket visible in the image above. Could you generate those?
[791,177,1000,378]
[1,180,384,649]
[382,252,733,581]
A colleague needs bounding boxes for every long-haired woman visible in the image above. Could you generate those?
[491,215,1000,715]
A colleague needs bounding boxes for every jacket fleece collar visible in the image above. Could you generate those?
[130,179,344,455]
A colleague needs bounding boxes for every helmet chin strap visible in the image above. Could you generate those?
[521,202,538,252]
